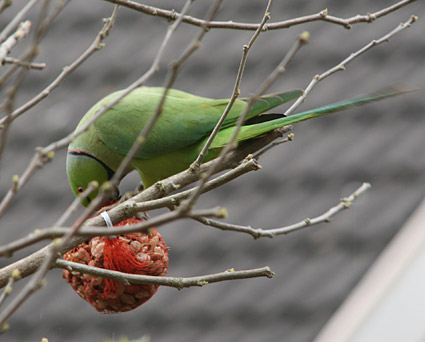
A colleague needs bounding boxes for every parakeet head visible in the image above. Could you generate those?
[66,149,117,207]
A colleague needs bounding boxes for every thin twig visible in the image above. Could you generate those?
[0,228,70,257]
[0,21,32,64]
[0,207,226,257]
[82,207,227,236]
[253,133,294,159]
[0,150,53,217]
[104,0,417,31]
[0,4,116,127]
[191,0,273,168]
[283,15,418,117]
[0,208,226,257]
[0,0,70,89]
[0,183,98,327]
[0,0,38,44]
[179,31,308,213]
[56,182,100,228]
[0,269,20,308]
[0,1,58,178]
[0,21,33,165]
[2,57,46,70]
[195,182,371,239]
[0,1,70,174]
[55,261,274,289]
[0,203,99,327]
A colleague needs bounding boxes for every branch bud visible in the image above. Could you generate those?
[299,31,310,44]
[11,269,20,280]
[88,180,99,190]
[219,208,228,218]
[101,181,112,191]
[12,174,19,191]
[52,238,62,247]
[1,322,9,333]
[46,151,55,160]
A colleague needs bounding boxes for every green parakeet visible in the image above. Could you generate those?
[67,85,408,206]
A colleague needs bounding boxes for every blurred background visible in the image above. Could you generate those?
[0,0,423,341]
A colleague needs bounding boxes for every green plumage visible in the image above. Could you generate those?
[66,85,410,205]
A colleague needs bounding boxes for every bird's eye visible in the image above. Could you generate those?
[77,186,85,193]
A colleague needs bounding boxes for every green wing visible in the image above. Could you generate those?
[92,87,302,159]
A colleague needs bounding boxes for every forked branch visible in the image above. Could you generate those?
[195,183,371,239]
[104,0,417,30]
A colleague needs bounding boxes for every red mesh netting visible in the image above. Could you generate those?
[63,218,169,313]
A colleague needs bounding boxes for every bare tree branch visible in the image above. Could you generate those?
[0,269,19,308]
[194,182,371,239]
[0,1,62,180]
[0,0,70,89]
[2,57,46,70]
[0,0,71,175]
[103,0,417,31]
[0,0,38,44]
[0,0,418,331]
[253,133,294,159]
[0,21,32,64]
[0,6,119,217]
[283,15,418,117]
[55,261,274,289]
[0,7,416,292]
[0,181,99,258]
[0,4,117,127]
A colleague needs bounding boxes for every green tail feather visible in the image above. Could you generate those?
[243,83,415,135]
[280,83,414,124]
[210,83,415,149]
